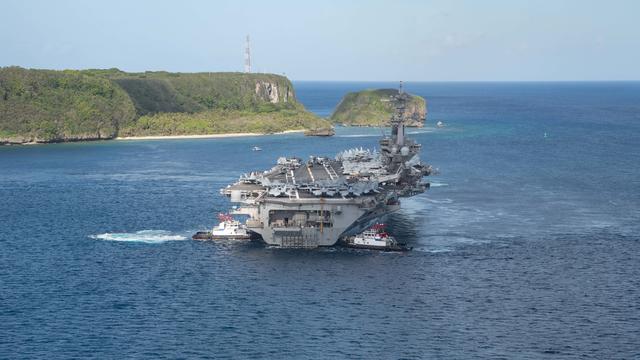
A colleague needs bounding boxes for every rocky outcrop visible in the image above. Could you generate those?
[254,81,295,104]
[255,81,278,103]
[402,96,427,127]
[330,89,427,127]
[304,127,335,137]
[1,132,115,144]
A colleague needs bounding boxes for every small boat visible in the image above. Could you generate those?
[343,224,411,251]
[436,121,445,128]
[192,214,252,240]
[252,146,262,151]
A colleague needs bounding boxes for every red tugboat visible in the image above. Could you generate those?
[343,223,412,251]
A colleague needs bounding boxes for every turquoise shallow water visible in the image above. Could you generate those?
[1,82,639,358]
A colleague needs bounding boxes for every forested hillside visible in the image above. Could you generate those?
[330,89,426,127]
[0,67,329,144]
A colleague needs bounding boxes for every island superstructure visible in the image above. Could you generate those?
[221,83,432,247]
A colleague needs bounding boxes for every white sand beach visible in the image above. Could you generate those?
[115,129,304,141]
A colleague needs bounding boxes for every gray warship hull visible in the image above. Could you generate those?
[221,83,432,248]
[230,195,400,247]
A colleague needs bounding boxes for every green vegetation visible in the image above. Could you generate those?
[104,71,299,115]
[330,89,426,127]
[0,67,328,144]
[0,67,136,142]
[121,108,328,136]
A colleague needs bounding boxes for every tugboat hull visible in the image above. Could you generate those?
[192,232,253,241]
[342,240,412,252]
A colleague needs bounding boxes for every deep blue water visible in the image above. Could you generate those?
[1,82,640,359]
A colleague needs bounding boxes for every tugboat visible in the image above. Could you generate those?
[343,224,412,251]
[192,214,253,240]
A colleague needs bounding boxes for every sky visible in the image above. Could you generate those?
[1,0,639,81]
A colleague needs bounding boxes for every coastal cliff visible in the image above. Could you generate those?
[0,67,328,144]
[330,89,426,127]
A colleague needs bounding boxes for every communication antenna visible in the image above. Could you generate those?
[244,35,252,73]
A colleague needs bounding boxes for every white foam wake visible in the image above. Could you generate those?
[89,230,187,243]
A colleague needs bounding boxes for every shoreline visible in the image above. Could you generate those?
[0,129,307,145]
[114,129,304,141]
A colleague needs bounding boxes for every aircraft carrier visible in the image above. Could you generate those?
[221,83,432,247]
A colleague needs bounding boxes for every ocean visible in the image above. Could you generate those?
[1,81,639,359]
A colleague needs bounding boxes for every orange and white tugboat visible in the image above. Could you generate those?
[343,224,411,251]
[192,213,253,240]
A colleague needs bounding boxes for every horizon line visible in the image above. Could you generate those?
[291,79,640,83]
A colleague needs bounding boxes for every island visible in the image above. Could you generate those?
[0,67,330,144]
[329,88,426,127]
